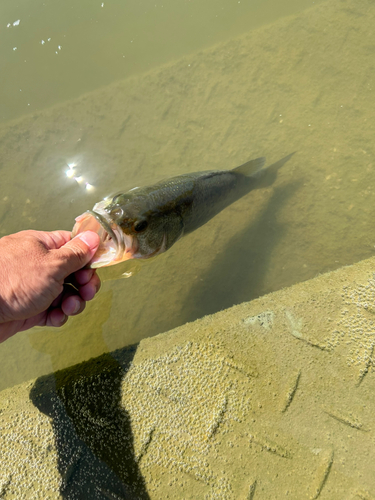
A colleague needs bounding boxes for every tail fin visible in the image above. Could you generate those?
[232,157,266,176]
[251,152,296,188]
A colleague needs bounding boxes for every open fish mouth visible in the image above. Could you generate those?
[72,207,136,268]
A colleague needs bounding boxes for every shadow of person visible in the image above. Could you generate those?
[181,181,300,324]
[28,288,119,374]
[30,341,150,499]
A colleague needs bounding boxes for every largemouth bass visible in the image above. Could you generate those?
[72,153,294,268]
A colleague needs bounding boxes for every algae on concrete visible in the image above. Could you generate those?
[2,256,375,498]
[1,0,375,497]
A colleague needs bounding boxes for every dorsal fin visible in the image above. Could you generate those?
[232,157,266,176]
[249,152,296,189]
[251,152,296,180]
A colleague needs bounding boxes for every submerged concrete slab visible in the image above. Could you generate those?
[2,256,375,499]
[2,0,375,391]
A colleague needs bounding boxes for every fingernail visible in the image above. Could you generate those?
[72,300,81,314]
[58,314,68,327]
[77,231,100,250]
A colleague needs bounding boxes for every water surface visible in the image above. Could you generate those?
[1,0,375,497]
[0,0,374,393]
[0,0,331,388]
[1,0,320,123]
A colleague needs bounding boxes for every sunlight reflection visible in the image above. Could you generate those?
[65,159,95,192]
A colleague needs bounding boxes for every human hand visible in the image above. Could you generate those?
[0,230,101,343]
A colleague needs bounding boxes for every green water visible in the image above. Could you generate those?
[0,0,330,389]
[1,0,319,124]
[2,0,375,497]
[0,0,374,387]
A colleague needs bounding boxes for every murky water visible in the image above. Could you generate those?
[1,0,320,124]
[0,0,374,381]
[1,0,331,389]
[1,0,375,497]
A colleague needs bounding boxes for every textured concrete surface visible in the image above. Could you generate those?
[2,256,375,499]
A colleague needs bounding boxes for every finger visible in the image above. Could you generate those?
[74,268,95,286]
[51,282,77,307]
[65,270,100,297]
[65,268,95,288]
[46,308,68,327]
[51,290,64,308]
[55,280,95,316]
[36,230,73,250]
[78,283,96,302]
[61,294,86,317]
[50,230,74,246]
[55,284,85,316]
[52,231,100,279]
[78,273,101,302]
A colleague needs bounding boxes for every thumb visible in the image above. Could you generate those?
[54,231,100,276]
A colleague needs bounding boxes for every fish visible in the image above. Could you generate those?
[72,153,294,268]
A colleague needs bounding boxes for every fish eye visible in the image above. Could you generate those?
[133,220,148,232]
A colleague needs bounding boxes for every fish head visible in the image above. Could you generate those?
[72,192,179,268]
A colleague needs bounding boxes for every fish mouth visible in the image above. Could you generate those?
[72,207,137,268]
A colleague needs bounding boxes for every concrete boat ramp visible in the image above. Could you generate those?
[1,256,375,499]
